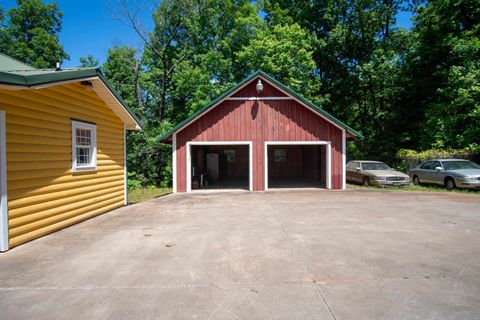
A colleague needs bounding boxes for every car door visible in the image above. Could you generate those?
[346,161,361,183]
[352,162,363,183]
[346,162,356,182]
[428,161,444,185]
[417,161,433,183]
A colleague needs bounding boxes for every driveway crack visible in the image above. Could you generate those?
[271,209,337,320]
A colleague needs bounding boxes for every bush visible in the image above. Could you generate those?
[126,121,173,188]
[396,144,480,171]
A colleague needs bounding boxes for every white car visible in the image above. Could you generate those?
[347,160,410,186]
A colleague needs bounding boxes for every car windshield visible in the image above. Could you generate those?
[442,161,480,171]
[361,162,391,170]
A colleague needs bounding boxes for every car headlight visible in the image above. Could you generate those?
[458,176,478,183]
[372,176,386,181]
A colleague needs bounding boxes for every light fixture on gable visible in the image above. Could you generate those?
[256,79,263,93]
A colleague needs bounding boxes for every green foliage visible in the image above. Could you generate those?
[347,183,480,194]
[0,0,69,68]
[262,0,415,164]
[408,0,480,149]
[126,127,171,187]
[143,0,262,122]
[237,23,321,100]
[128,186,172,204]
[102,45,141,115]
[396,145,480,171]
[79,55,99,67]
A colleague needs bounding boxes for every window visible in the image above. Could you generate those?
[224,149,236,163]
[72,120,96,171]
[443,160,480,170]
[348,161,360,169]
[361,162,391,170]
[420,161,433,170]
[432,161,442,170]
[274,149,286,162]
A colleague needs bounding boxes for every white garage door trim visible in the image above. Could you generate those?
[0,110,8,252]
[264,141,331,191]
[186,141,253,192]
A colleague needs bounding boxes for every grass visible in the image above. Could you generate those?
[347,183,480,195]
[128,186,172,204]
[127,184,478,203]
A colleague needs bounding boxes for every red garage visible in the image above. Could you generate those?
[159,71,363,192]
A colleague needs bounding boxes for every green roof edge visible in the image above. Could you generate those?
[157,70,364,142]
[97,73,143,129]
[258,71,364,140]
[0,67,143,130]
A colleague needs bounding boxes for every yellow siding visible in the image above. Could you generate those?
[0,82,126,248]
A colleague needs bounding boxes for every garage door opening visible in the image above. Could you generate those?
[265,142,330,190]
[187,142,252,192]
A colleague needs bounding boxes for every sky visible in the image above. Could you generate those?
[2,0,414,68]
[2,0,155,68]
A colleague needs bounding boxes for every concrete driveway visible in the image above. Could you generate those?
[1,190,480,319]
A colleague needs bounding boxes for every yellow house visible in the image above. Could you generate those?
[0,53,142,251]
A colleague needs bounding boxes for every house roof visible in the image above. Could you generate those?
[158,70,364,142]
[0,54,142,130]
[0,53,36,71]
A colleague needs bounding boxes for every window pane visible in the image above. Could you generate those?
[76,127,92,146]
[76,147,91,165]
[274,149,286,162]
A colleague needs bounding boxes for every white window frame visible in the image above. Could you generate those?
[72,120,97,172]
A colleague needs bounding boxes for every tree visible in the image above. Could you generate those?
[236,23,321,101]
[0,0,69,68]
[103,45,142,113]
[120,0,262,123]
[261,0,416,163]
[166,0,263,123]
[102,44,173,188]
[79,55,99,67]
[407,0,480,149]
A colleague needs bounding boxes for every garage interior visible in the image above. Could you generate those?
[267,145,326,189]
[190,145,249,190]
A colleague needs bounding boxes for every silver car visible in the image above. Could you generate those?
[346,160,410,186]
[409,159,480,190]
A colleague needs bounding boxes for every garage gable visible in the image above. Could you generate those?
[158,70,363,142]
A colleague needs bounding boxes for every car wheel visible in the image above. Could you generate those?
[413,176,421,185]
[363,177,371,186]
[444,177,456,191]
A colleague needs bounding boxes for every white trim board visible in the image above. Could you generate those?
[172,134,177,193]
[0,110,8,252]
[186,141,253,192]
[225,97,293,101]
[342,129,346,190]
[264,141,331,191]
[124,125,128,205]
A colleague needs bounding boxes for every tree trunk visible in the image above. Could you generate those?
[134,53,143,111]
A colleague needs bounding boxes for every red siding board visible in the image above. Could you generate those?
[175,92,344,191]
